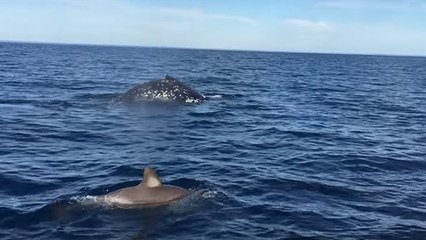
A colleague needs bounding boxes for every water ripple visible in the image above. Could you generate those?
[0,43,425,239]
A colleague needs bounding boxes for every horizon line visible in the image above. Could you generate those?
[1,40,425,58]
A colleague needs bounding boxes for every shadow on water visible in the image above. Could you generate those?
[0,185,219,239]
[70,91,230,120]
[0,90,228,115]
[73,91,223,108]
[0,171,219,239]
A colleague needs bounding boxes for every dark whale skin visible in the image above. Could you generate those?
[120,75,205,103]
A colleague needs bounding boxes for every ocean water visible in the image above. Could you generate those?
[0,42,425,239]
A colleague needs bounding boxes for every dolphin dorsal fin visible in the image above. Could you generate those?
[141,167,162,187]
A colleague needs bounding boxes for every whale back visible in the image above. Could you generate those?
[120,75,205,103]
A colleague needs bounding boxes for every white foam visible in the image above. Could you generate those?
[70,195,111,207]
[200,190,218,199]
[207,94,222,99]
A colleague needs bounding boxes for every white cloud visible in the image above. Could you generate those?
[319,0,426,11]
[281,19,330,31]
[319,1,362,9]
[327,23,426,55]
[151,7,258,25]
[0,0,259,49]
[268,20,426,56]
[59,0,258,26]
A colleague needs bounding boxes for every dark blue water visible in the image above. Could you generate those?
[0,42,425,239]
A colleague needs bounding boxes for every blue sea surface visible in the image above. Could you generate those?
[0,42,425,239]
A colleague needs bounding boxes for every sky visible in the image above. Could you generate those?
[0,0,425,56]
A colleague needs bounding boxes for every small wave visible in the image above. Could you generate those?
[187,111,233,118]
[341,155,426,172]
[164,189,219,215]
[73,93,121,101]
[41,130,111,143]
[0,99,72,111]
[258,177,374,202]
[0,198,81,229]
[0,174,59,196]
[73,93,122,108]
[0,207,18,219]
[0,99,35,105]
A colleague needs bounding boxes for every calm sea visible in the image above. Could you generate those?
[0,42,425,239]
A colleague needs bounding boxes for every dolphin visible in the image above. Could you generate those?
[96,167,189,207]
[119,75,205,103]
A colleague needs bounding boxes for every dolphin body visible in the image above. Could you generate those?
[120,75,205,103]
[96,167,189,208]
